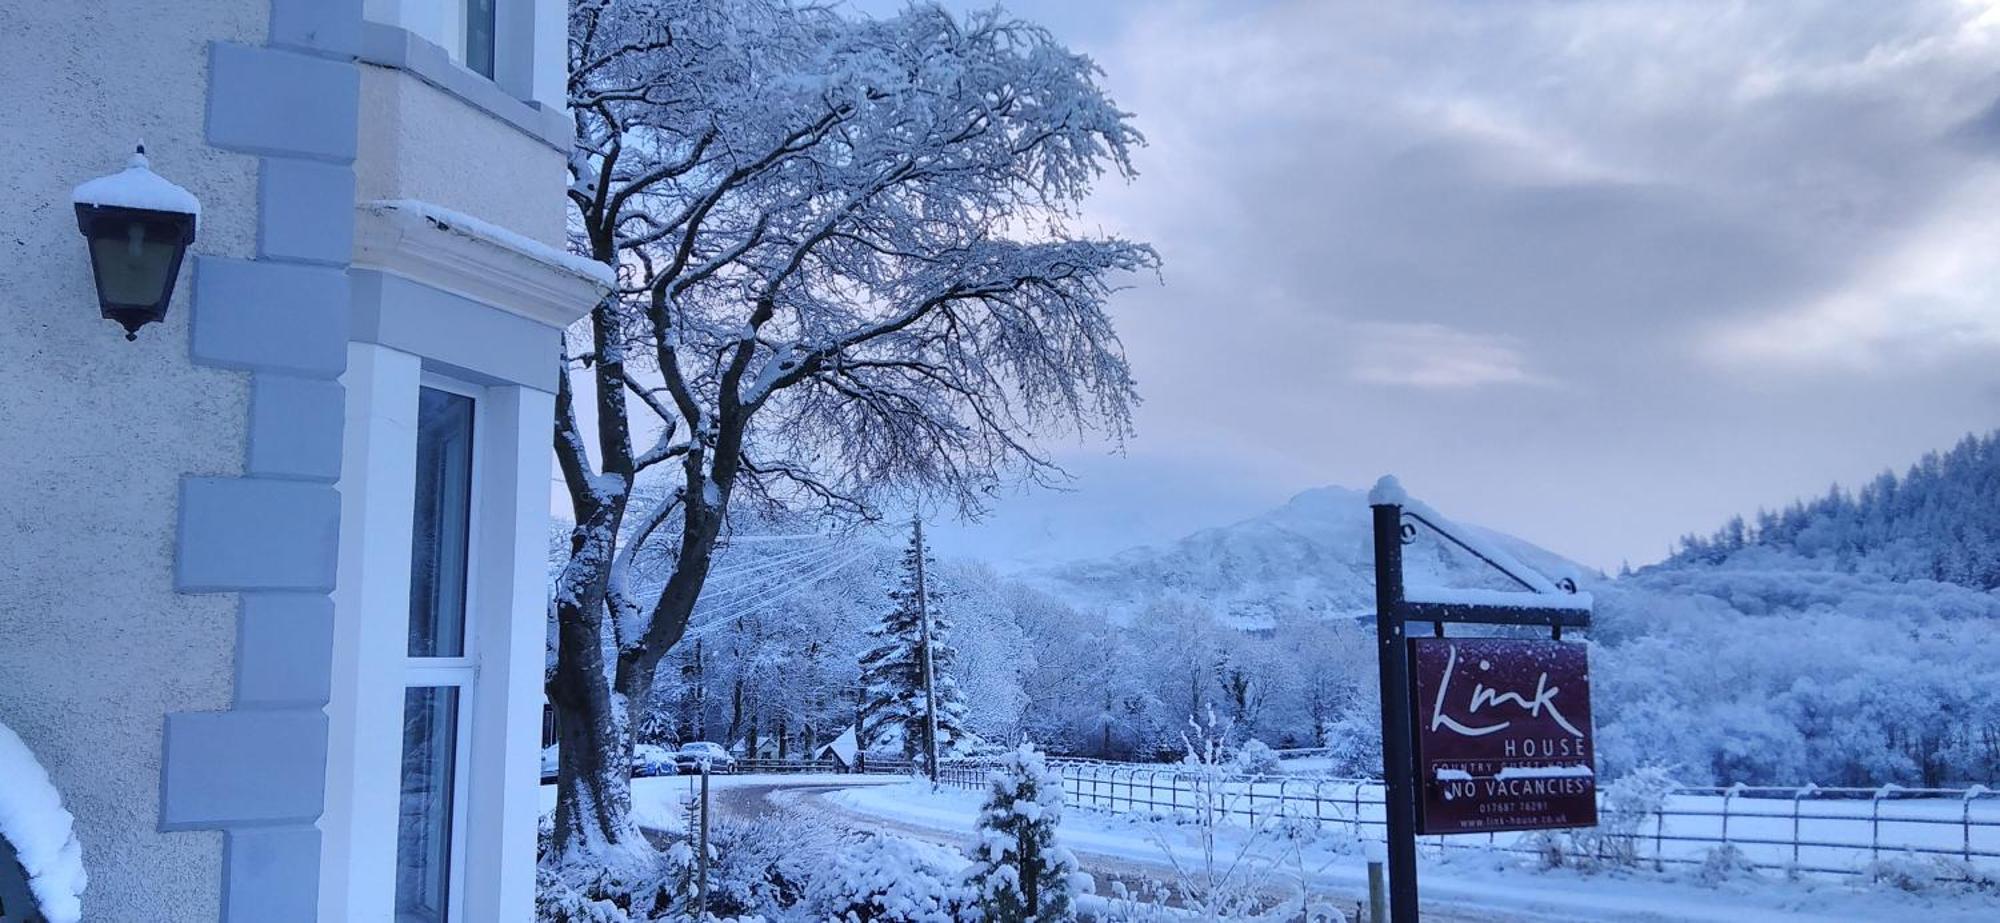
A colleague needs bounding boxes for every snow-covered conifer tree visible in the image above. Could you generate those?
[965,743,1084,923]
[858,521,968,769]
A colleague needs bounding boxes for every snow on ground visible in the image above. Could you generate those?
[819,780,1999,923]
[544,773,1999,921]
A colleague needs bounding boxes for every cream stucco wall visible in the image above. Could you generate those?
[355,64,569,248]
[0,2,265,920]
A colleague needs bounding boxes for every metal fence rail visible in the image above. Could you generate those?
[914,758,2000,879]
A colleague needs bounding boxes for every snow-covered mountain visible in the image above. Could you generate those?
[1020,485,1589,627]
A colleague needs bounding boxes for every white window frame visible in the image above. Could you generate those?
[399,372,488,923]
[327,344,552,923]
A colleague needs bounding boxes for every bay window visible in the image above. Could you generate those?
[396,383,480,923]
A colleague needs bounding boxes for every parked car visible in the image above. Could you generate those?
[632,743,678,778]
[672,741,736,774]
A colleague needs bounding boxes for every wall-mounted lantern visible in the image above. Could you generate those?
[71,145,200,340]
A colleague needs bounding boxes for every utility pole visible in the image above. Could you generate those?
[913,515,941,783]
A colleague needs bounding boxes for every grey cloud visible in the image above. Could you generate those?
[897,1,2000,570]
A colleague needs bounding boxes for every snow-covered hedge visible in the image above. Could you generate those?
[0,721,86,923]
[803,834,970,923]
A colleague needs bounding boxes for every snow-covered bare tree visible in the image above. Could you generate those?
[549,0,1156,867]
[858,520,969,768]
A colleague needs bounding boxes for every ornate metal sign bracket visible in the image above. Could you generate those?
[1367,476,1595,923]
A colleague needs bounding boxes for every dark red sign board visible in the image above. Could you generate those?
[1408,638,1597,834]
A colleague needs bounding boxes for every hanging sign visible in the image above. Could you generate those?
[1408,637,1597,834]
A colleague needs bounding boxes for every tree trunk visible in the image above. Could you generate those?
[725,677,744,749]
[547,593,646,866]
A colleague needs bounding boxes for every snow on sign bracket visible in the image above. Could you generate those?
[1366,476,1595,923]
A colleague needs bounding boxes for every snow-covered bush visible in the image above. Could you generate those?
[1692,844,1759,885]
[538,805,844,922]
[803,834,970,923]
[0,721,87,923]
[1231,739,1282,776]
[703,809,843,917]
[535,864,636,923]
[1858,853,1999,896]
[1144,711,1294,919]
[965,744,1087,922]
[1523,766,1678,872]
[1315,711,1383,779]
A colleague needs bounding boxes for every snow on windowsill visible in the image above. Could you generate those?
[0,721,87,923]
[363,199,613,287]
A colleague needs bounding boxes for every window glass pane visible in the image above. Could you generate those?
[397,686,460,923]
[466,0,497,79]
[409,387,474,657]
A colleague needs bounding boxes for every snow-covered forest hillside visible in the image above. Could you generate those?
[1595,429,2000,787]
[621,433,2000,790]
[1020,485,1587,628]
[1665,430,2000,589]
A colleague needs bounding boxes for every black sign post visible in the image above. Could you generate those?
[1371,501,1422,923]
[1369,479,1593,923]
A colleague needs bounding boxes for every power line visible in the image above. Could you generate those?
[624,540,838,601]
[695,544,870,619]
[680,546,872,641]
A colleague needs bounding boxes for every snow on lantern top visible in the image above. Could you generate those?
[71,146,200,223]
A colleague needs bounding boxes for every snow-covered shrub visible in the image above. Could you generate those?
[803,834,970,923]
[1858,853,1998,895]
[535,864,635,923]
[1095,878,1177,923]
[1144,711,1293,920]
[1231,739,1282,776]
[1316,711,1383,779]
[1861,854,1943,893]
[1692,844,1759,885]
[0,721,87,923]
[706,808,843,916]
[964,744,1087,922]
[1523,766,1677,872]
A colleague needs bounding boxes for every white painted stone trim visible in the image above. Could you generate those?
[460,383,555,923]
[321,342,424,923]
[353,198,605,330]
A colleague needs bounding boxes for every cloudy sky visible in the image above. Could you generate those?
[842,0,2000,572]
